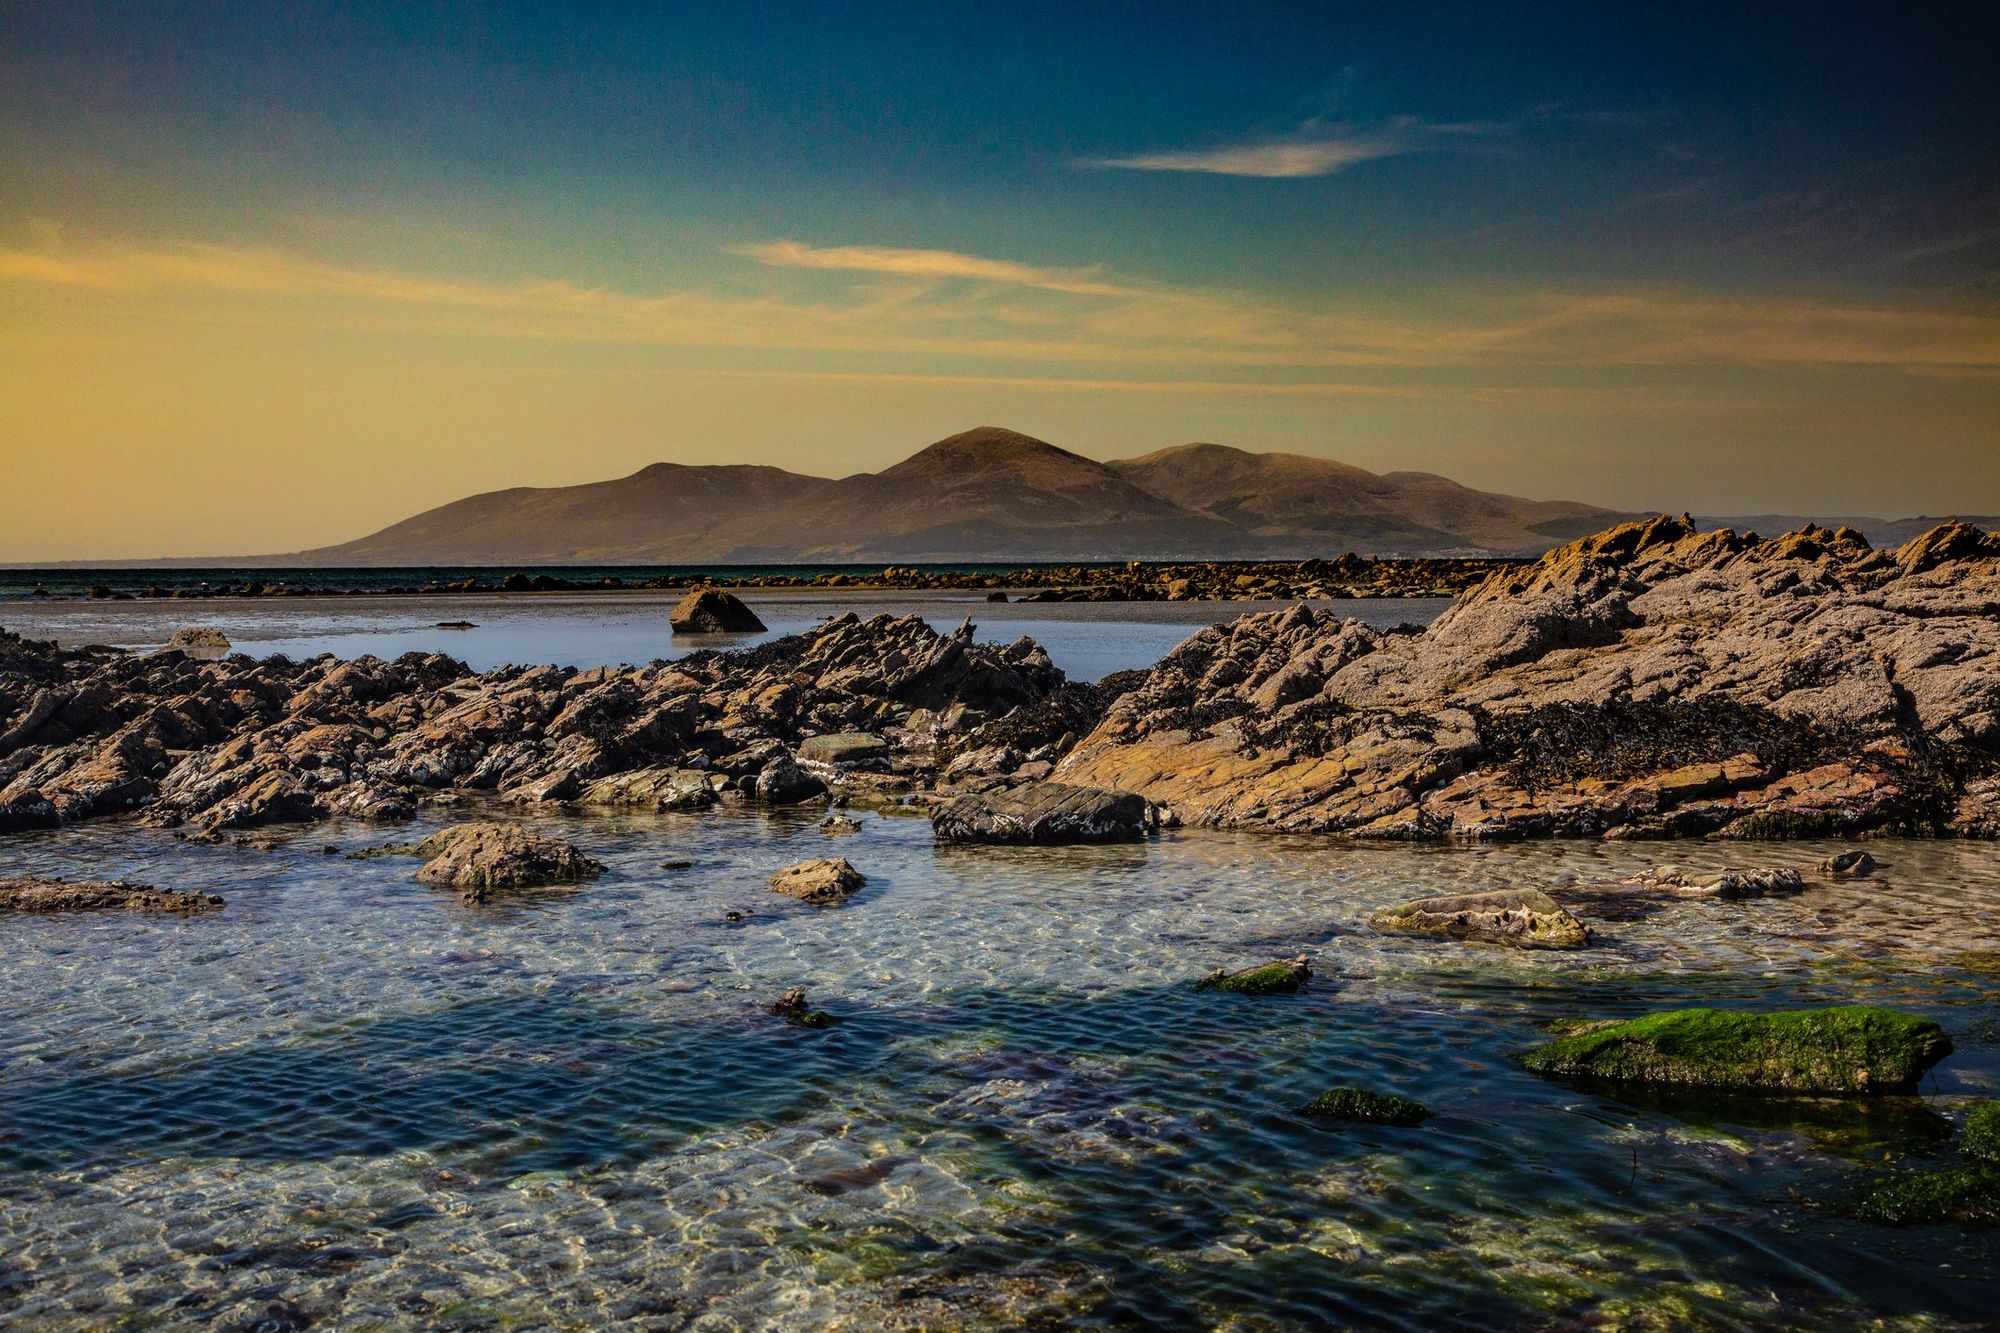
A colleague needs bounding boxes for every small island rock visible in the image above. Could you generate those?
[1370,888,1592,949]
[932,781,1147,844]
[669,588,766,634]
[768,856,866,905]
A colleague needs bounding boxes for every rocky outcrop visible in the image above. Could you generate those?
[1058,520,2000,839]
[932,781,1148,844]
[1518,1006,1952,1094]
[1370,888,1592,948]
[768,857,865,905]
[402,823,604,901]
[668,588,766,634]
[0,875,223,913]
[0,614,1061,837]
[164,627,231,656]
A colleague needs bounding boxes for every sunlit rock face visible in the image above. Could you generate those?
[1058,519,2000,839]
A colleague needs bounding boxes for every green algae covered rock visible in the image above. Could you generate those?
[1847,1163,2000,1227]
[1303,1087,1431,1127]
[1964,1100,2000,1163]
[1518,1006,1951,1095]
[1197,955,1312,996]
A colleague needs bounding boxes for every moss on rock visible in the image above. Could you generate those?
[1518,1006,1952,1095]
[1197,956,1312,996]
[1963,1100,2000,1163]
[1303,1087,1431,1127]
[1846,1163,2000,1227]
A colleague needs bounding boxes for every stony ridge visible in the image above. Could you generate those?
[1055,518,2000,839]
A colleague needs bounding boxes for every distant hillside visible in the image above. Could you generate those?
[297,426,1636,564]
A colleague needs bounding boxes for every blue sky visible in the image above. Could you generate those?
[1,1,1996,556]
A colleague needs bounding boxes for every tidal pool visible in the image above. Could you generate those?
[1,810,1996,1327]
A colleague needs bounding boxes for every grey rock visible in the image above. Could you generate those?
[932,780,1148,844]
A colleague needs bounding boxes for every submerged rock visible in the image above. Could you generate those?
[0,875,223,914]
[1302,1087,1431,1127]
[1370,888,1592,949]
[1821,850,1878,878]
[1197,955,1312,995]
[1965,1100,2000,1163]
[768,856,865,905]
[407,822,604,901]
[1846,1163,2000,1227]
[1519,1006,1952,1095]
[668,588,766,634]
[1619,866,1806,899]
[931,780,1147,844]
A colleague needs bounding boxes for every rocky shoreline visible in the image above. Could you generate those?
[1,518,1995,848]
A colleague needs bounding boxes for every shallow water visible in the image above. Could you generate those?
[0,591,1450,681]
[2,810,1995,1328]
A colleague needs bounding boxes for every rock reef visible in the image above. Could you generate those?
[1057,519,2000,840]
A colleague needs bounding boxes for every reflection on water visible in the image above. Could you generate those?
[0,590,1452,680]
[1,811,1995,1326]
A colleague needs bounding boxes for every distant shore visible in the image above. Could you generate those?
[0,556,1521,603]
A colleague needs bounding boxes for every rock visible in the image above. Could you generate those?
[1619,866,1806,898]
[1370,888,1592,949]
[579,766,716,811]
[669,588,766,634]
[1197,955,1312,995]
[1519,1006,1953,1094]
[0,875,223,913]
[770,987,841,1028]
[407,823,604,901]
[1965,1100,2000,1164]
[768,856,865,905]
[1821,850,1878,878]
[1846,1164,2000,1227]
[932,781,1148,844]
[755,754,827,805]
[796,732,890,764]
[819,814,862,836]
[1302,1088,1431,1126]
[164,626,231,656]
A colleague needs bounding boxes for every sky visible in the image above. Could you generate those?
[1,1,1997,560]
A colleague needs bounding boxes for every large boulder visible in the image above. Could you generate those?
[932,781,1147,844]
[407,822,603,901]
[669,589,766,634]
[1519,1006,1952,1094]
[1370,888,1592,949]
[768,856,865,905]
[0,876,223,914]
[755,754,827,805]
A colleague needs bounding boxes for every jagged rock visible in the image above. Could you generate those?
[1058,519,2000,840]
[819,814,862,836]
[407,822,603,901]
[755,754,826,805]
[0,876,223,913]
[579,767,717,811]
[1370,888,1591,948]
[1619,866,1806,898]
[1302,1088,1430,1126]
[796,732,890,764]
[164,626,232,656]
[669,588,766,634]
[1519,1006,1952,1094]
[1197,955,1312,995]
[1822,850,1878,878]
[770,987,841,1027]
[768,856,865,905]
[932,781,1147,844]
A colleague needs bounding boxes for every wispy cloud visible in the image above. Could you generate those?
[2,233,1996,377]
[1082,116,1492,179]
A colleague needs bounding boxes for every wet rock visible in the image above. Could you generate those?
[0,875,222,913]
[931,780,1147,844]
[579,766,717,811]
[164,626,232,656]
[1302,1087,1431,1126]
[754,754,826,805]
[1197,955,1312,995]
[770,987,841,1027]
[407,822,604,900]
[819,813,862,836]
[1519,1006,1952,1094]
[1821,850,1878,878]
[669,588,766,634]
[1965,1100,2000,1164]
[1846,1163,2000,1227]
[796,732,890,764]
[1619,866,1806,898]
[1370,888,1592,949]
[767,856,865,905]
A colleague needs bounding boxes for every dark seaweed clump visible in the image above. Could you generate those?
[1478,698,1850,791]
[941,670,1151,762]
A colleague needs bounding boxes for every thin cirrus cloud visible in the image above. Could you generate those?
[1,233,1996,376]
[1082,117,1485,179]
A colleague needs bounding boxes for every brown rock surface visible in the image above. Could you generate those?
[404,823,604,901]
[768,856,866,905]
[1058,520,2000,839]
[0,876,223,913]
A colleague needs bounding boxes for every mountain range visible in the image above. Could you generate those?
[301,427,1633,564]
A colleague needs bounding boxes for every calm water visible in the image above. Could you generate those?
[1,809,1996,1328]
[0,591,1450,682]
